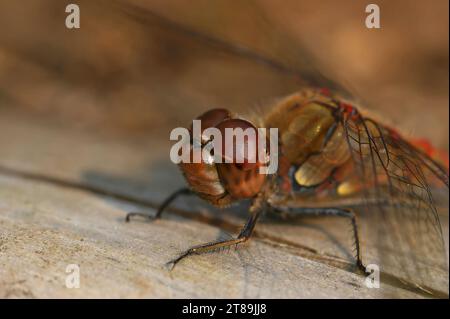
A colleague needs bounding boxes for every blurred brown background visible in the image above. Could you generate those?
[0,0,448,147]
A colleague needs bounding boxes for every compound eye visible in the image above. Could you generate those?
[215,119,261,171]
[191,108,231,142]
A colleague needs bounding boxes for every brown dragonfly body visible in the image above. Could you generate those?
[176,87,448,209]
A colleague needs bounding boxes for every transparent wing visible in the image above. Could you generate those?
[342,112,449,294]
[108,0,350,115]
[113,0,341,88]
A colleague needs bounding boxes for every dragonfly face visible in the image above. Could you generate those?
[178,108,269,207]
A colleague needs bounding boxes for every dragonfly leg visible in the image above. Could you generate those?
[166,199,263,270]
[269,206,365,272]
[125,187,193,222]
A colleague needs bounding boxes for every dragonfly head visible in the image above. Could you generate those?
[178,108,269,207]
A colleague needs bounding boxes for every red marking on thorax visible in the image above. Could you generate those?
[339,102,359,121]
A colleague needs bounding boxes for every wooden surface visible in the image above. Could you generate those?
[0,110,447,298]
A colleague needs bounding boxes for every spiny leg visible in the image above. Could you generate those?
[269,206,365,272]
[166,201,262,270]
[125,187,193,222]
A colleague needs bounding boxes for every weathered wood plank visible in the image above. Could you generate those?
[0,173,422,298]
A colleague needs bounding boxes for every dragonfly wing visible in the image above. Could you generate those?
[342,113,449,294]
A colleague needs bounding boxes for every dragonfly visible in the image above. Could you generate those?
[120,1,449,296]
